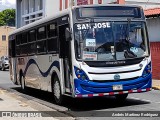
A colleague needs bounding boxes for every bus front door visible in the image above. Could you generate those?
[59,24,72,93]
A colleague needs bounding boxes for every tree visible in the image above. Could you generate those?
[0,9,15,26]
[0,12,5,26]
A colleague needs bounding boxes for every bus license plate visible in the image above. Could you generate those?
[113,85,123,90]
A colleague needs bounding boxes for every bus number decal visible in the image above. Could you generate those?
[86,39,96,46]
[49,56,52,62]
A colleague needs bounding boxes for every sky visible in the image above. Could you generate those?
[0,0,16,11]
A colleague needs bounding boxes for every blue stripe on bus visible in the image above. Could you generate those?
[23,59,60,77]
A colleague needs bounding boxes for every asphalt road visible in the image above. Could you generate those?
[0,71,160,120]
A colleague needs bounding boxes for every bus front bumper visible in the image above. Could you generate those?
[74,74,152,98]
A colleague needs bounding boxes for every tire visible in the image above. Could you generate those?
[2,65,5,71]
[20,75,27,93]
[115,93,128,102]
[52,76,64,105]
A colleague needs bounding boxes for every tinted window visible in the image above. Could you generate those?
[9,38,15,57]
[16,34,21,45]
[28,43,36,54]
[20,44,28,55]
[16,45,21,56]
[47,38,58,52]
[28,30,36,42]
[47,23,57,38]
[21,33,27,44]
[37,26,46,40]
[37,41,46,53]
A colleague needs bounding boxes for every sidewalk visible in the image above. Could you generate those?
[0,88,58,120]
[152,79,160,90]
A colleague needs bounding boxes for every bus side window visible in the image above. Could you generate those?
[47,23,58,53]
[16,34,21,45]
[28,30,36,42]
[21,32,28,44]
[47,23,57,38]
[28,43,36,55]
[9,36,15,57]
[37,26,46,40]
[37,26,47,54]
[15,34,21,56]
[37,41,47,53]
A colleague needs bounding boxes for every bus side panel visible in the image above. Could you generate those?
[18,54,61,92]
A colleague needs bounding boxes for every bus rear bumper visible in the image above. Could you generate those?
[74,74,152,98]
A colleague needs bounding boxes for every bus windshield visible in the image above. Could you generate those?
[74,21,149,61]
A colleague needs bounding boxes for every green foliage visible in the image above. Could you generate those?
[0,9,15,26]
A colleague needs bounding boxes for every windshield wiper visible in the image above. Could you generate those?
[126,18,131,42]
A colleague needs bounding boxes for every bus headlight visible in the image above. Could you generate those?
[74,66,89,80]
[142,62,151,77]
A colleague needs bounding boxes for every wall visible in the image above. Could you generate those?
[150,42,160,79]
[147,17,160,42]
[146,17,160,79]
[0,26,15,57]
[16,0,44,28]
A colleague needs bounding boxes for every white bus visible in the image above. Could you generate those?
[9,5,152,104]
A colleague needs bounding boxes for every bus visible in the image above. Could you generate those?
[9,5,152,104]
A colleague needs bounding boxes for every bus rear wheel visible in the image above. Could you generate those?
[115,93,128,101]
[52,76,64,105]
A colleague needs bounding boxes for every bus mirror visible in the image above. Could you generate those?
[65,28,71,41]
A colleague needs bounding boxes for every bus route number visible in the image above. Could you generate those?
[86,39,96,47]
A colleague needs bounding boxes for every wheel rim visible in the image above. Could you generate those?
[54,80,61,100]
[21,77,25,90]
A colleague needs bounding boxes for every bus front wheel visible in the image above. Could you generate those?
[52,76,64,105]
[115,93,128,101]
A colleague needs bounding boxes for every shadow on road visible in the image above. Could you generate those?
[11,87,150,112]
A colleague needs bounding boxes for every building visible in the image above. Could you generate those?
[144,8,160,79]
[16,0,60,28]
[0,26,15,57]
[16,0,160,28]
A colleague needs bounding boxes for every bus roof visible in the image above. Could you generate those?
[10,4,142,36]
